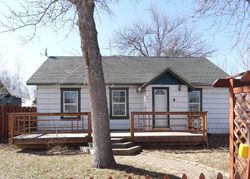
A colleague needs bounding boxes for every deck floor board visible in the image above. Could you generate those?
[14,132,203,140]
[13,132,204,148]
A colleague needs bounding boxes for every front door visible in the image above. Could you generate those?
[152,87,169,128]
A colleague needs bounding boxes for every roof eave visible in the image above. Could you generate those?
[27,82,142,86]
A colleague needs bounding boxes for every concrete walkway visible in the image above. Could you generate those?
[117,152,229,179]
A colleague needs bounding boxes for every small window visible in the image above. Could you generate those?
[61,89,80,113]
[188,90,202,111]
[110,88,129,119]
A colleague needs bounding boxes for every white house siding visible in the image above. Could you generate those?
[36,85,144,130]
[36,85,229,133]
[202,87,229,134]
[145,85,188,130]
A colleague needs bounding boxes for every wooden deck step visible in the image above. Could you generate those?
[112,141,134,148]
[110,137,126,143]
[111,138,142,155]
[112,145,142,155]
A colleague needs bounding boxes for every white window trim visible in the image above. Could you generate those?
[63,91,79,113]
[188,90,201,112]
[111,89,127,117]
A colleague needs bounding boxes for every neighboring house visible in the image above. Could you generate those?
[0,82,22,106]
[27,56,229,134]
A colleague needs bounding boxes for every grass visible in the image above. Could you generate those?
[0,144,173,179]
[0,135,229,178]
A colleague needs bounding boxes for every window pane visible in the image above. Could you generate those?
[189,104,199,111]
[70,92,77,103]
[155,89,166,95]
[113,91,125,97]
[64,104,77,112]
[64,91,71,103]
[189,91,200,103]
[113,104,126,116]
[64,91,78,103]
[112,90,126,102]
[113,96,120,102]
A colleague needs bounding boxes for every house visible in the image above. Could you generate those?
[26,56,229,134]
[0,82,23,106]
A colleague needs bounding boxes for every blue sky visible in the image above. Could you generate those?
[0,0,241,83]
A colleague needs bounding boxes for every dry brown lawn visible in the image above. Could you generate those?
[0,135,229,178]
[0,144,172,179]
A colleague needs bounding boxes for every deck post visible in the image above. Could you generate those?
[82,113,84,133]
[87,112,92,138]
[187,113,190,132]
[130,112,134,142]
[202,112,207,142]
[8,114,14,144]
[28,115,31,133]
[229,78,235,178]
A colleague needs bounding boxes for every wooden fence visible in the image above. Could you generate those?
[0,106,36,142]
[87,171,240,179]
[213,71,250,178]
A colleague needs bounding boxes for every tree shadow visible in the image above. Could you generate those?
[16,149,181,178]
[112,163,181,179]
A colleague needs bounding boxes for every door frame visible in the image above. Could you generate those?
[152,87,170,128]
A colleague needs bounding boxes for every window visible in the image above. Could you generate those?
[110,88,129,119]
[188,90,202,111]
[61,89,80,113]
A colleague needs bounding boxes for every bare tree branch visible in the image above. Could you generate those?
[0,70,29,99]
[0,0,76,43]
[193,0,250,52]
[113,8,214,57]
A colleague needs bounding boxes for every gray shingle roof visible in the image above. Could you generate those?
[27,56,228,86]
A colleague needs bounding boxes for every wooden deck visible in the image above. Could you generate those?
[13,131,204,149]
[8,111,207,148]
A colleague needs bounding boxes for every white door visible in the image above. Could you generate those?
[153,88,169,128]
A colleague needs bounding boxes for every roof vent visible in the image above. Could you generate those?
[49,56,58,59]
[165,49,177,58]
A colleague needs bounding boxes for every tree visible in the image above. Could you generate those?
[193,0,250,59]
[113,8,214,57]
[0,70,29,99]
[239,49,250,70]
[0,0,116,168]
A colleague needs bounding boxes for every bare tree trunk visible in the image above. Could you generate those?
[76,0,116,168]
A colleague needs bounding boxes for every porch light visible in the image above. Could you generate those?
[178,85,181,91]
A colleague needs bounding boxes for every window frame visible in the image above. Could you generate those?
[60,88,81,120]
[109,88,129,119]
[188,89,203,112]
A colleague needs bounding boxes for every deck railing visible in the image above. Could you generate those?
[8,112,91,144]
[130,111,207,142]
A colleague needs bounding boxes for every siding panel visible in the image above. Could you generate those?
[203,87,229,134]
